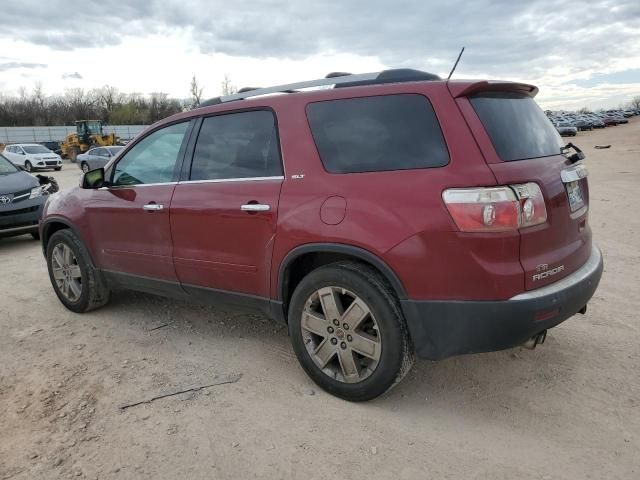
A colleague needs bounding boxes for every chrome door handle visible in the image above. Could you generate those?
[143,203,164,211]
[240,204,270,212]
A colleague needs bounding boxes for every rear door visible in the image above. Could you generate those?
[458,90,591,290]
[170,109,284,300]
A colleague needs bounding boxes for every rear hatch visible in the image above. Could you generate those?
[453,84,592,290]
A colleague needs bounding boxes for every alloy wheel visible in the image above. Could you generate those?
[51,243,83,302]
[301,286,382,383]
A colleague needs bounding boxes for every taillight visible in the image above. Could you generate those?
[443,183,547,232]
[511,182,547,228]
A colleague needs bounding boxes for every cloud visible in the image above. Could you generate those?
[62,72,83,80]
[0,61,46,72]
[0,0,638,108]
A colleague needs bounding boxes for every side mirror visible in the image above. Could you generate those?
[81,168,106,189]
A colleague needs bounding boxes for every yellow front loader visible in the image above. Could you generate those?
[61,120,118,161]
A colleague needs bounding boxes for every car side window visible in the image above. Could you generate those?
[190,110,282,181]
[112,122,189,186]
[90,148,101,157]
[306,94,450,173]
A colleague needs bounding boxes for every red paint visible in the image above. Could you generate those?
[170,179,282,296]
[320,196,347,225]
[43,78,594,304]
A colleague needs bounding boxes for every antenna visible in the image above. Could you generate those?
[447,47,465,80]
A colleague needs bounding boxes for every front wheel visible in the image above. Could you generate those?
[46,229,110,313]
[288,262,414,401]
[25,161,32,172]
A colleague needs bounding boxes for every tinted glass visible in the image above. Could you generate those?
[190,110,282,180]
[306,94,449,174]
[112,122,188,186]
[0,154,18,174]
[470,93,563,161]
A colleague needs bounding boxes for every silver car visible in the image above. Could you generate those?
[77,146,125,173]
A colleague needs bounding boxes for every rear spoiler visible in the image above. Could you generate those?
[448,80,539,98]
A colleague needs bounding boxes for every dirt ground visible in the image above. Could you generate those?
[1,120,639,480]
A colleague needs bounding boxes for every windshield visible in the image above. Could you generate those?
[470,92,563,161]
[22,145,52,154]
[85,121,103,134]
[0,154,19,174]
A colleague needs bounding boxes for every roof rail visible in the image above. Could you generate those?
[198,69,441,107]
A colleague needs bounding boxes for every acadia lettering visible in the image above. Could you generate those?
[532,265,565,281]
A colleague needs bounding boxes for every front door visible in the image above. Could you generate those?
[170,110,284,300]
[87,121,191,282]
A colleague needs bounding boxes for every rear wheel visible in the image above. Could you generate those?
[46,229,110,313]
[24,161,32,172]
[288,262,413,401]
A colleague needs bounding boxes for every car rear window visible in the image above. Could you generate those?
[470,92,563,161]
[306,94,449,174]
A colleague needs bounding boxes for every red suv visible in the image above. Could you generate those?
[41,69,603,401]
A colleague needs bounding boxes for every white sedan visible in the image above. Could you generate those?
[2,144,63,172]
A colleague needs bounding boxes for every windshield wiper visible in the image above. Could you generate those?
[561,142,585,164]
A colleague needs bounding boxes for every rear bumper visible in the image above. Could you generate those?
[401,246,603,360]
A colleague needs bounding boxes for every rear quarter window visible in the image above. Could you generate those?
[470,92,563,161]
[306,94,449,174]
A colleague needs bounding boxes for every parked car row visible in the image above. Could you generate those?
[547,108,637,136]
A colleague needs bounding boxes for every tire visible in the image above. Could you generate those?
[25,161,32,172]
[46,229,110,313]
[54,167,62,171]
[81,162,90,173]
[288,261,414,401]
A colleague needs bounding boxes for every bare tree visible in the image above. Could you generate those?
[630,96,640,111]
[0,84,188,127]
[221,74,237,96]
[99,85,119,112]
[190,74,204,108]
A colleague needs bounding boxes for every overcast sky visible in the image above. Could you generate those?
[0,0,639,110]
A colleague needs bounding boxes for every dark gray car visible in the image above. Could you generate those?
[77,146,124,173]
[0,154,47,239]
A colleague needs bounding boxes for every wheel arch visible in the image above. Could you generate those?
[41,217,96,266]
[277,243,407,321]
